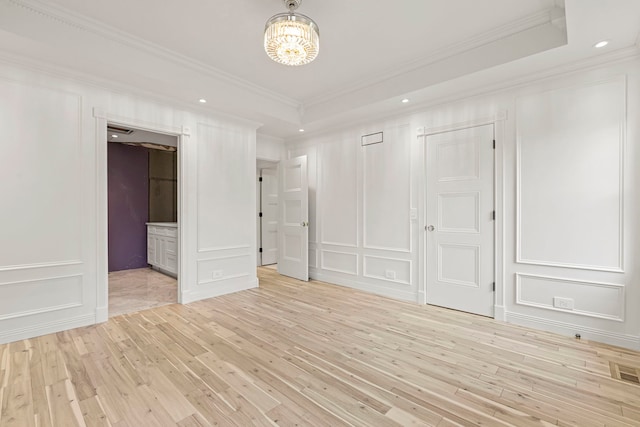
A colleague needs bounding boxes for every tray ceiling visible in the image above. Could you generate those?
[0,0,638,137]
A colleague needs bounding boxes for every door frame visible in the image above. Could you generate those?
[94,108,190,322]
[417,111,506,320]
[256,160,280,266]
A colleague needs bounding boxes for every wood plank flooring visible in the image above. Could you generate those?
[2,267,640,426]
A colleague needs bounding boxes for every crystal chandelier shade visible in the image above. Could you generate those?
[264,1,319,66]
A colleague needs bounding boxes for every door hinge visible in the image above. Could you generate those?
[492,210,496,221]
[259,212,263,217]
[259,248,263,253]
[493,139,496,149]
[492,282,496,292]
[259,177,263,182]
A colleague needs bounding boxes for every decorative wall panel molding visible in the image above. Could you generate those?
[197,245,251,254]
[363,124,411,253]
[0,274,83,321]
[197,254,251,285]
[319,138,358,248]
[516,77,626,272]
[320,250,358,275]
[515,273,625,321]
[0,260,82,272]
[196,123,252,252]
[0,78,83,266]
[363,255,412,285]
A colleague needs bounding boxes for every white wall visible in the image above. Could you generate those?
[288,57,640,350]
[289,119,420,302]
[0,59,259,344]
[257,133,285,162]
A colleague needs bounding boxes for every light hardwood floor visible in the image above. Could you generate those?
[1,267,640,426]
[108,268,177,317]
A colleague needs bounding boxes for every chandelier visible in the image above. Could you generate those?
[264,0,319,66]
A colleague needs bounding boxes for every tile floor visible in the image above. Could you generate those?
[108,267,177,317]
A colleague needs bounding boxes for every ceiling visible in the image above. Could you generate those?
[0,0,638,138]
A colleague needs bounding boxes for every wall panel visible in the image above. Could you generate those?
[0,80,82,267]
[516,78,625,271]
[321,250,358,275]
[363,256,411,285]
[196,123,252,252]
[0,274,83,320]
[516,274,624,321]
[363,124,411,252]
[320,138,358,247]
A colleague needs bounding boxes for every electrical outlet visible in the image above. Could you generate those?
[553,297,574,310]
[385,270,396,280]
[212,270,223,279]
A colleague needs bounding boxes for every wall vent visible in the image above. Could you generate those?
[107,125,134,135]
[361,131,383,146]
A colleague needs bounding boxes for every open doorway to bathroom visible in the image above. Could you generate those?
[257,160,279,270]
[107,124,179,316]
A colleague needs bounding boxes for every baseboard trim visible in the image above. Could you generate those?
[494,305,506,321]
[417,290,426,305]
[0,313,96,345]
[506,312,640,350]
[95,306,108,323]
[182,277,258,304]
[311,271,418,303]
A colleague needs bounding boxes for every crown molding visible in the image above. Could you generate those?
[0,50,264,130]
[303,8,565,108]
[6,0,300,109]
[288,45,640,144]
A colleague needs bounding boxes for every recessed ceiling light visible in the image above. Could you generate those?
[199,98,207,103]
[401,98,410,103]
[112,134,118,138]
[299,128,305,133]
[594,40,609,48]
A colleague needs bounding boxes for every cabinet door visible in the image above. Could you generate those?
[147,234,157,265]
[165,237,177,274]
[157,236,166,269]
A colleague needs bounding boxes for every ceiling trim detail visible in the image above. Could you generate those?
[303,7,566,108]
[0,50,264,130]
[6,0,300,108]
[287,46,639,143]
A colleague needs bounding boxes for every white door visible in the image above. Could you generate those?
[260,168,278,265]
[425,124,494,316]
[278,156,309,281]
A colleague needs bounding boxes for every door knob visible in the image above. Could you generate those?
[426,225,435,231]
[301,221,308,227]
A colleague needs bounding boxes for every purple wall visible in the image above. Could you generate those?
[108,143,149,272]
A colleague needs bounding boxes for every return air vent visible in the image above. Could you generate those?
[107,125,134,135]
[120,141,176,152]
[361,131,383,146]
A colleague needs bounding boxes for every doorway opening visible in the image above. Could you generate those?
[257,159,279,268]
[107,125,179,317]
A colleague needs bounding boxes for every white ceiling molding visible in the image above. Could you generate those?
[5,0,299,108]
[0,0,638,139]
[304,8,566,109]
[288,46,640,143]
